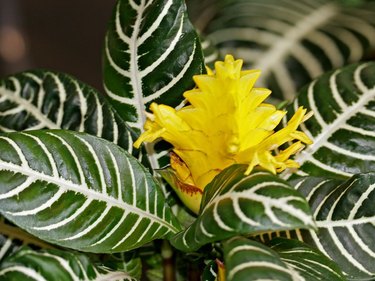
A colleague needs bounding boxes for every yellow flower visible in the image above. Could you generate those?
[134,55,312,214]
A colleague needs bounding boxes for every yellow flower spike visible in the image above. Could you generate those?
[134,55,312,214]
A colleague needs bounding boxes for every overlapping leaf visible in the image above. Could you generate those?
[282,62,375,180]
[101,252,142,280]
[0,247,137,281]
[295,174,375,279]
[0,70,137,154]
[223,236,345,281]
[258,174,375,279]
[103,0,205,132]
[0,130,181,253]
[188,0,375,100]
[170,165,315,252]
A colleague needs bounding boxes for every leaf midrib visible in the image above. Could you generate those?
[0,160,179,233]
[0,81,59,130]
[295,66,375,166]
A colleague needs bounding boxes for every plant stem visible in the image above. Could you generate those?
[162,240,175,281]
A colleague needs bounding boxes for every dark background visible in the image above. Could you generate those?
[0,0,117,92]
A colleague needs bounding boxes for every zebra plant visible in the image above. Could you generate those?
[0,0,375,280]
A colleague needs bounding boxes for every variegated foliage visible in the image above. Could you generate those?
[283,62,375,180]
[103,0,204,131]
[0,247,137,281]
[0,130,181,253]
[0,70,137,155]
[103,0,205,170]
[0,218,54,263]
[258,174,375,279]
[201,260,218,281]
[170,165,315,252]
[101,252,142,280]
[188,0,375,100]
[223,237,345,281]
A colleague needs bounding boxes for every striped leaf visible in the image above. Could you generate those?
[101,252,142,280]
[200,34,219,67]
[190,0,375,100]
[201,260,218,281]
[170,165,315,252]
[223,236,345,281]
[0,247,137,281]
[295,174,375,279]
[0,217,53,262]
[258,173,375,279]
[103,0,205,132]
[0,70,137,154]
[0,130,181,253]
[283,62,375,180]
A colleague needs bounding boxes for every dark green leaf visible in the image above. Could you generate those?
[170,165,315,252]
[103,0,205,132]
[190,0,375,100]
[0,247,137,280]
[0,130,181,253]
[282,62,375,180]
[0,70,137,153]
[259,173,375,279]
[223,236,345,281]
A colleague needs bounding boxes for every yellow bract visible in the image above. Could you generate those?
[134,55,312,214]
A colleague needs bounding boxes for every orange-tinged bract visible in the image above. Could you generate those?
[134,55,312,214]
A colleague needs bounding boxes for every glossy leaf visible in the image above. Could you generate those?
[190,0,375,100]
[103,0,205,132]
[0,130,181,253]
[0,70,137,154]
[101,252,142,280]
[259,173,375,279]
[295,174,375,279]
[223,236,345,281]
[0,247,137,281]
[170,165,315,252]
[201,260,218,281]
[0,217,53,262]
[283,62,375,180]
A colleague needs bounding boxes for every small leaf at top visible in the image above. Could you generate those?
[103,0,205,132]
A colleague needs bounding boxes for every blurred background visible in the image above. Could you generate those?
[0,0,116,92]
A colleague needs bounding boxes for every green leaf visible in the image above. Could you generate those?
[223,236,345,281]
[201,260,218,281]
[283,62,375,180]
[101,252,142,280]
[103,0,205,132]
[190,0,375,100]
[296,174,375,279]
[0,130,181,253]
[170,165,315,252]
[259,173,375,279]
[0,217,54,262]
[0,247,137,281]
[199,34,219,68]
[0,70,137,153]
